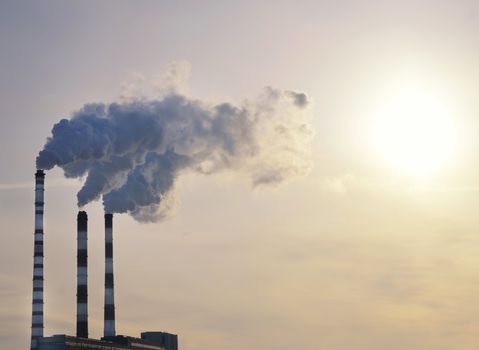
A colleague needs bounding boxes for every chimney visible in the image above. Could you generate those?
[31,170,45,349]
[76,211,88,338]
[104,213,116,337]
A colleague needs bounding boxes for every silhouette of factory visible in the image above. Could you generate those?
[31,170,179,350]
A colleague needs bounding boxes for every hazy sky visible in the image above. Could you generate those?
[1,1,479,349]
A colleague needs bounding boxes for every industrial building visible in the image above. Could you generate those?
[36,333,178,350]
[30,170,179,350]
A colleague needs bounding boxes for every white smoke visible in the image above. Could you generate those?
[37,64,314,222]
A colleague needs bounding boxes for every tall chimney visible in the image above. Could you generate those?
[104,213,116,337]
[31,170,45,349]
[76,211,88,338]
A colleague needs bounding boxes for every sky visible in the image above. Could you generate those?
[1,0,479,349]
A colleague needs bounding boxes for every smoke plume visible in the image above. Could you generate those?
[37,65,314,222]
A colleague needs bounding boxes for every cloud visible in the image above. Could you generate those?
[0,177,79,190]
[322,174,358,195]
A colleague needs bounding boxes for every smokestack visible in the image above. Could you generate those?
[76,211,88,338]
[104,213,116,337]
[31,170,45,349]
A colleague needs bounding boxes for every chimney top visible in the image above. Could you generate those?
[105,213,113,227]
[77,211,88,220]
[35,169,45,178]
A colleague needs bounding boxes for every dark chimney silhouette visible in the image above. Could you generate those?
[104,213,116,337]
[76,211,88,338]
[31,170,45,349]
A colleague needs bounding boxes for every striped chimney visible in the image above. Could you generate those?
[104,213,116,337]
[31,170,45,349]
[76,211,88,338]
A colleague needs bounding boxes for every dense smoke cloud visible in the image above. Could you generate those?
[37,64,314,222]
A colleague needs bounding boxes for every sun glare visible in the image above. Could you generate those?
[370,85,460,177]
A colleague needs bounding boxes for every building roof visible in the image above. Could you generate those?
[38,334,166,350]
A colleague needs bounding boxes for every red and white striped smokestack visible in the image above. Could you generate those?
[76,211,88,338]
[104,213,116,337]
[31,170,45,349]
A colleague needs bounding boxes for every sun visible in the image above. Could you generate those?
[370,85,460,177]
